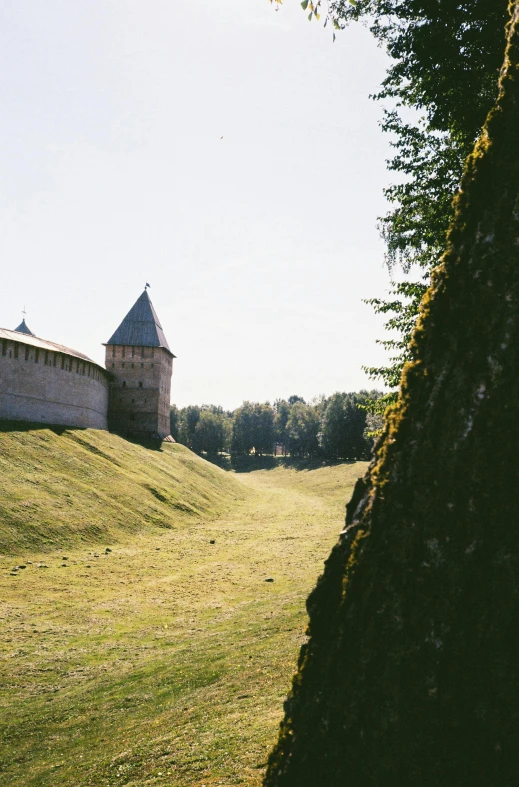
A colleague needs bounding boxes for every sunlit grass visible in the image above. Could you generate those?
[0,424,246,553]
[0,427,366,786]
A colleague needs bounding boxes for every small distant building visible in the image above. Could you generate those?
[0,288,175,440]
[104,289,175,440]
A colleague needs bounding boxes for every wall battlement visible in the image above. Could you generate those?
[0,330,109,430]
[0,289,174,438]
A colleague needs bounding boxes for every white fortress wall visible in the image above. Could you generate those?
[0,332,109,430]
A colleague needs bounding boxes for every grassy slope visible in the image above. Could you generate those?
[0,447,367,787]
[0,424,246,553]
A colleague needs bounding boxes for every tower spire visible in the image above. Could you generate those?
[14,307,35,336]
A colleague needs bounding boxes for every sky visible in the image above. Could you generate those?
[0,0,397,410]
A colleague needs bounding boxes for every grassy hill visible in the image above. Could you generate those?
[0,423,247,554]
[0,444,367,787]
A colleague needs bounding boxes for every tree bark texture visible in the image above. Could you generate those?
[264,3,519,785]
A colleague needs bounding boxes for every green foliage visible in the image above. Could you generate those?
[169,403,180,441]
[178,404,201,449]
[320,392,370,459]
[363,279,428,399]
[274,399,291,449]
[327,0,509,402]
[331,0,508,136]
[232,402,275,456]
[192,410,226,455]
[286,402,320,457]
[173,405,233,455]
[175,393,383,461]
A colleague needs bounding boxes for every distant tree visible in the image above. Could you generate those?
[288,395,306,406]
[319,393,346,459]
[309,394,327,417]
[169,404,180,441]
[231,401,275,455]
[320,393,369,460]
[192,410,225,455]
[178,405,201,449]
[254,403,275,456]
[286,402,320,458]
[274,399,291,450]
[231,402,255,455]
[222,416,233,453]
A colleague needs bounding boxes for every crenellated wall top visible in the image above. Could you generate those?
[0,328,107,376]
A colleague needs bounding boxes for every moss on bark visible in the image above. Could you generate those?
[264,3,519,785]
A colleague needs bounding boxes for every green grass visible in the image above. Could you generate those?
[0,423,246,553]
[0,426,367,787]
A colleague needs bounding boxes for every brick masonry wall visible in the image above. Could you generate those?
[0,338,109,429]
[105,344,173,438]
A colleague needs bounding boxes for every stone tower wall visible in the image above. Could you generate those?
[105,344,172,438]
[0,336,109,430]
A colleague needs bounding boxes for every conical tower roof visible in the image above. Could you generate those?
[14,318,35,336]
[105,289,173,354]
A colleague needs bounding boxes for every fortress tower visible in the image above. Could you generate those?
[105,289,175,439]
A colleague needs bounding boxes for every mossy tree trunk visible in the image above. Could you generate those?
[264,3,519,785]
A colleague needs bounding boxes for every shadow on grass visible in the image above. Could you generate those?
[122,434,165,452]
[0,420,165,452]
[201,453,359,474]
[0,418,80,436]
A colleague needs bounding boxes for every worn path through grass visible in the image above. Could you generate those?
[0,460,367,787]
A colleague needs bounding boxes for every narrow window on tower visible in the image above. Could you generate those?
[25,346,30,361]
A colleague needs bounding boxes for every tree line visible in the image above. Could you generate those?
[170,391,383,460]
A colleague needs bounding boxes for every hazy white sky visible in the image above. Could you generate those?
[0,0,396,409]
